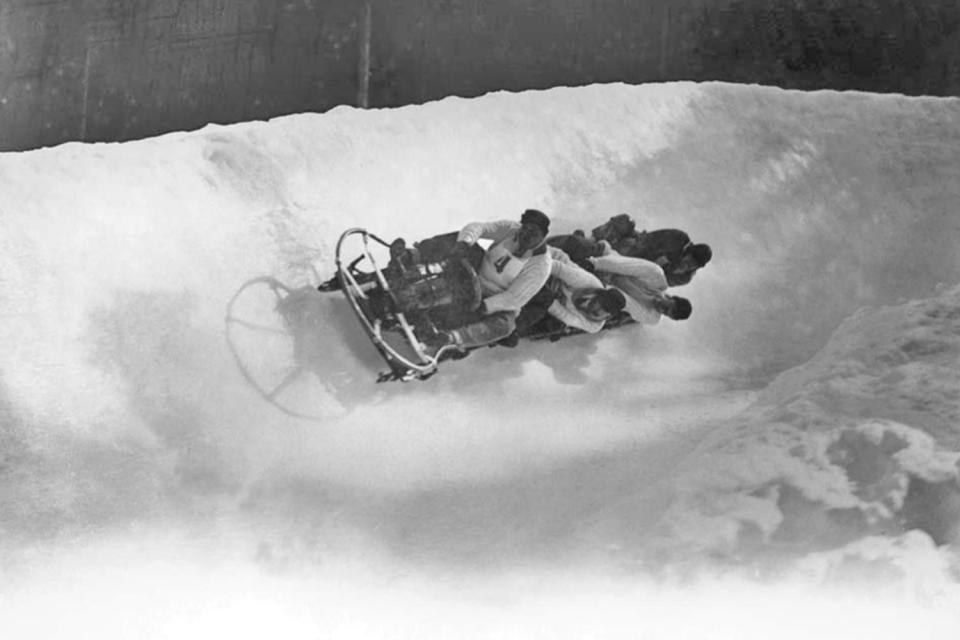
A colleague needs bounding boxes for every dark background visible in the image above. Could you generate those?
[2,0,958,151]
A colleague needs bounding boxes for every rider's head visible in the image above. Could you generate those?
[655,294,692,321]
[688,243,712,267]
[574,287,626,322]
[518,209,550,251]
[591,214,635,243]
[672,244,712,276]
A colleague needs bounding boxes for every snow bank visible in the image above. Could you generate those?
[648,284,960,588]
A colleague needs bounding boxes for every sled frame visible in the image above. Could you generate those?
[334,228,453,383]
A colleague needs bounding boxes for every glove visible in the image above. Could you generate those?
[452,240,472,258]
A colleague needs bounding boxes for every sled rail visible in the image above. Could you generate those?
[335,228,448,382]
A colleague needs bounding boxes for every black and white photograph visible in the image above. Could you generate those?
[1,1,959,638]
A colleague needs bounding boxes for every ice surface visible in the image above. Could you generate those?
[1,82,959,638]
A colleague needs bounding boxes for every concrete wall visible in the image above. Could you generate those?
[4,0,953,151]
[1,0,364,150]
[2,0,701,151]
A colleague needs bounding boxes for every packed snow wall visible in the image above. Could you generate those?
[1,82,959,637]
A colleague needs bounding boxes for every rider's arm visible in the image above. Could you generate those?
[457,220,517,245]
[616,285,663,326]
[643,230,691,263]
[482,253,552,314]
[588,254,668,290]
[547,299,605,334]
[548,248,604,290]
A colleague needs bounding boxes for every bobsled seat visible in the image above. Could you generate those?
[389,231,485,272]
[420,232,484,269]
[387,257,483,317]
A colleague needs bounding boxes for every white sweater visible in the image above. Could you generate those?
[588,253,668,325]
[457,220,552,314]
[546,247,607,333]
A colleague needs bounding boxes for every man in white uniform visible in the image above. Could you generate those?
[511,246,627,340]
[586,251,691,324]
[544,248,626,334]
[419,209,554,354]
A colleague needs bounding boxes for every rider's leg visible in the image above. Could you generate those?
[514,285,558,336]
[422,309,517,356]
[448,310,516,348]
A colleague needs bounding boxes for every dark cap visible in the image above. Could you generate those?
[670,296,692,320]
[520,209,550,236]
[688,243,712,266]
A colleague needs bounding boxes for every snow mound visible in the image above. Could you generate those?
[648,285,960,587]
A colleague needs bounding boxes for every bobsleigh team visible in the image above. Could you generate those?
[384,209,712,357]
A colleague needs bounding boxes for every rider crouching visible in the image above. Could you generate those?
[395,209,553,356]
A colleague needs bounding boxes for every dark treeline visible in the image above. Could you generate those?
[688,0,960,95]
[2,0,959,151]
